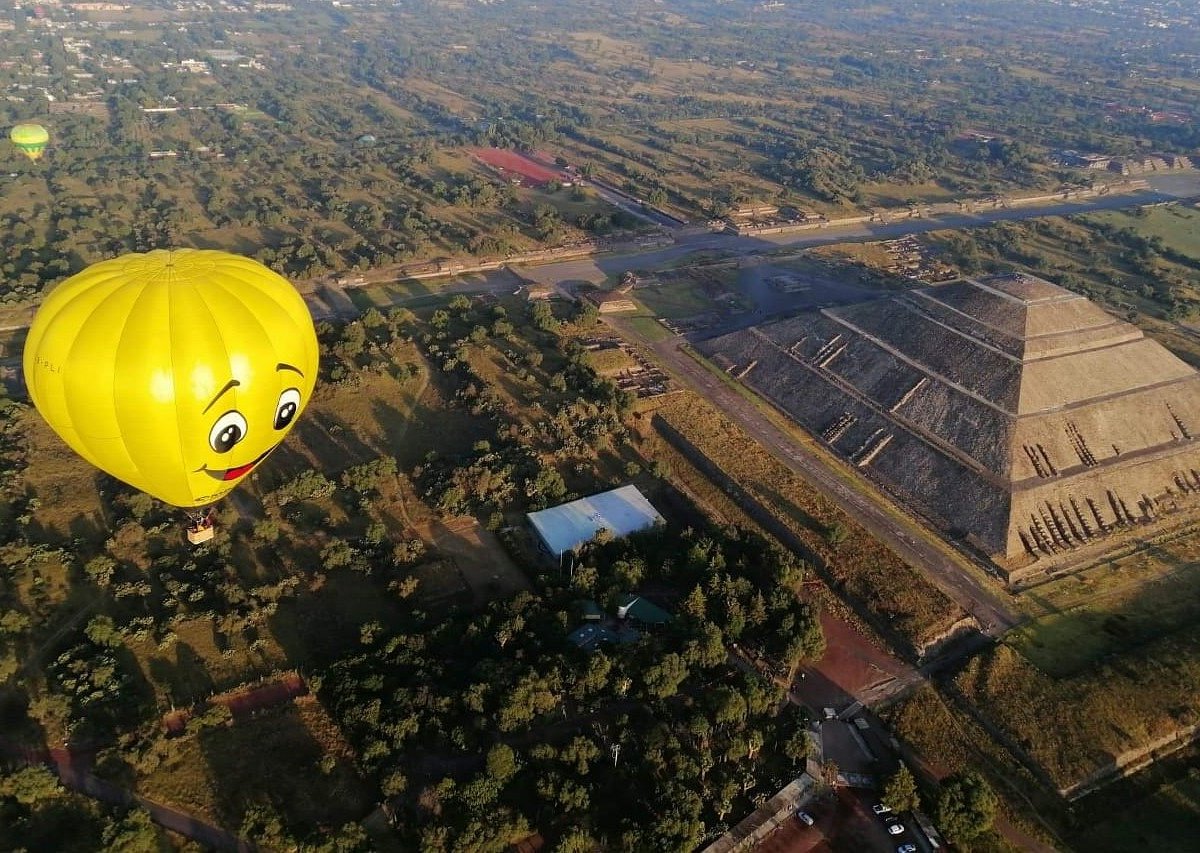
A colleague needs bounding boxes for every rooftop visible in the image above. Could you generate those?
[527,485,664,558]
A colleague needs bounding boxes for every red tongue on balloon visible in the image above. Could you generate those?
[222,461,257,481]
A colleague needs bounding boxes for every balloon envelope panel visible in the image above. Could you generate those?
[23,249,320,507]
[10,123,49,161]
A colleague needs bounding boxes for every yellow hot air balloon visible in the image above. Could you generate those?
[10,123,49,162]
[23,249,320,517]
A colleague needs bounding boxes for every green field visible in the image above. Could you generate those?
[348,279,439,309]
[634,281,719,318]
[1089,205,1200,260]
[619,314,676,343]
[1011,535,1200,677]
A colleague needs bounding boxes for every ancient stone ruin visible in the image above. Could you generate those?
[699,273,1200,580]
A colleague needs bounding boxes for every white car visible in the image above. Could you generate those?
[887,823,905,836]
[796,811,815,826]
[872,802,892,815]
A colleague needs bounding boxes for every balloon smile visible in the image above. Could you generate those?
[206,446,275,481]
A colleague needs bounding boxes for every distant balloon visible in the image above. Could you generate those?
[23,249,320,507]
[10,123,49,162]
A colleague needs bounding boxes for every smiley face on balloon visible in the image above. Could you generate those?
[23,249,319,507]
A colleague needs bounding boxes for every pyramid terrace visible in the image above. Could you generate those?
[699,273,1200,581]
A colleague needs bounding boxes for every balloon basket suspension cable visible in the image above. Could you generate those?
[184,506,216,545]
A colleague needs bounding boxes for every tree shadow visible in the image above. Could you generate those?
[757,484,826,536]
[0,685,49,753]
[268,570,402,669]
[147,641,216,709]
[198,702,371,839]
[371,398,482,467]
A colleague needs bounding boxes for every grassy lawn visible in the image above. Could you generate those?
[126,618,290,709]
[620,314,676,343]
[347,279,438,309]
[585,347,637,375]
[633,281,718,318]
[1011,532,1200,677]
[1089,205,1200,260]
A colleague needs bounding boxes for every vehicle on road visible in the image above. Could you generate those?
[897,845,917,853]
[796,810,815,826]
[887,823,906,836]
[854,717,870,730]
[872,803,892,815]
[823,707,837,720]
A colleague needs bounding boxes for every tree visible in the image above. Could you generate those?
[0,766,62,804]
[530,301,558,332]
[85,615,122,648]
[936,771,997,843]
[486,743,518,783]
[102,808,167,852]
[883,764,920,814]
[782,727,810,763]
[642,653,689,699]
[555,828,597,853]
[84,555,117,588]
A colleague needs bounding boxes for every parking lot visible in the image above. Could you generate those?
[755,787,921,853]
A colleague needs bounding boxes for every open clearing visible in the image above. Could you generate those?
[413,516,529,605]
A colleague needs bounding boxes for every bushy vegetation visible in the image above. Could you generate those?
[320,522,821,850]
[0,766,167,852]
[957,633,1200,792]
[650,391,963,654]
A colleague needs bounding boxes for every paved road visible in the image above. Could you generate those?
[502,173,1200,291]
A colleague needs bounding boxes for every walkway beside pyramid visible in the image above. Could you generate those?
[698,273,1200,579]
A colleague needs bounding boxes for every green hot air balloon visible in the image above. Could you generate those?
[10,123,49,162]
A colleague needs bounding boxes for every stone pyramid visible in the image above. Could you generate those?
[699,273,1200,578]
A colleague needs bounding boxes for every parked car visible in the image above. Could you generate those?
[887,823,906,836]
[796,811,815,826]
[872,802,892,815]
[897,845,917,853]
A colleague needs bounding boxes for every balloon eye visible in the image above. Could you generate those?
[209,411,248,453]
[274,388,301,430]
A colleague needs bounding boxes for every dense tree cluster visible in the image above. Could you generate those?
[321,522,820,850]
[0,766,167,851]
